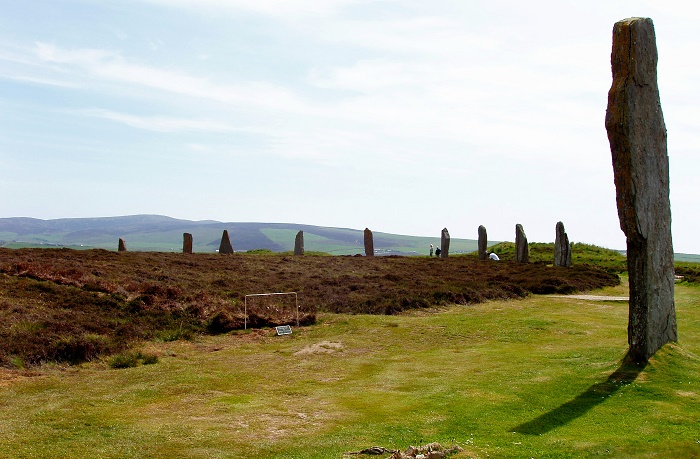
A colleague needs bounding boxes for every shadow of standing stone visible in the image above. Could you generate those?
[183,233,193,254]
[605,17,676,362]
[219,230,234,254]
[118,238,127,252]
[440,228,450,258]
[554,222,571,267]
[515,224,528,263]
[364,228,374,257]
[478,225,488,260]
[294,230,304,256]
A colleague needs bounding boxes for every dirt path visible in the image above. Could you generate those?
[549,294,628,301]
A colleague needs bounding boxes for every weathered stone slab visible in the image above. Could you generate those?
[440,228,450,258]
[294,230,304,256]
[515,224,528,263]
[183,233,193,254]
[478,225,488,260]
[363,228,374,257]
[605,17,676,362]
[118,238,127,252]
[219,230,234,254]
[554,222,571,267]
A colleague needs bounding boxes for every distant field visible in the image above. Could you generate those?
[676,253,700,263]
[0,218,486,255]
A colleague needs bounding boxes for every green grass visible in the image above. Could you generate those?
[1,281,698,458]
[488,242,628,271]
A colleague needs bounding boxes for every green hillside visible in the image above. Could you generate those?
[0,215,487,255]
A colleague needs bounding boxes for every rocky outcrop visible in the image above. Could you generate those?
[118,238,127,252]
[605,17,676,362]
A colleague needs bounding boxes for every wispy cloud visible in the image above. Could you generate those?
[32,42,313,114]
[134,0,371,16]
[73,109,236,133]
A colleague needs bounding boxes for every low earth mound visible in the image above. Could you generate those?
[0,248,619,367]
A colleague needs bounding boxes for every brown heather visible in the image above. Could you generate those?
[0,248,619,367]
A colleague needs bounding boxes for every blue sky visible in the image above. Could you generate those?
[1,0,698,253]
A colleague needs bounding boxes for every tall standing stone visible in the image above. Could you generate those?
[219,230,234,254]
[294,230,304,256]
[478,225,488,260]
[605,17,676,362]
[440,228,450,259]
[515,224,528,263]
[364,228,374,257]
[118,238,127,252]
[554,222,571,267]
[183,233,193,254]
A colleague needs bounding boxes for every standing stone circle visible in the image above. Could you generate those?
[294,230,304,256]
[183,233,193,254]
[440,228,450,259]
[117,238,127,252]
[554,222,571,267]
[218,230,234,254]
[515,224,528,263]
[364,228,375,257]
[605,17,676,362]
[478,225,488,260]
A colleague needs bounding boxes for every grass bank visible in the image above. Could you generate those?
[1,281,698,458]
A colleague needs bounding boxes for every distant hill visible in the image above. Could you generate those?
[0,215,484,255]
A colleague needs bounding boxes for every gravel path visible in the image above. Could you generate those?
[549,294,629,301]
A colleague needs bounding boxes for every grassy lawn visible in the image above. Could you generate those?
[1,281,699,458]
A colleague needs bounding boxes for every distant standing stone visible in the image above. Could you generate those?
[440,228,450,258]
[515,224,528,263]
[294,230,304,256]
[605,17,676,362]
[219,230,234,254]
[183,233,193,254]
[478,225,488,260]
[118,238,127,252]
[364,228,374,257]
[554,222,571,267]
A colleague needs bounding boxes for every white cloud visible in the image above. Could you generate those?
[134,0,369,16]
[31,42,312,114]
[74,109,235,133]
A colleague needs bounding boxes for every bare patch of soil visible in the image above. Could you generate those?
[294,341,344,355]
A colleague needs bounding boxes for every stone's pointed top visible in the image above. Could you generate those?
[616,17,652,25]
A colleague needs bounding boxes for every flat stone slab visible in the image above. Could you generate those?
[549,295,629,302]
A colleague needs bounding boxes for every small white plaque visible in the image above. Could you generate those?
[275,325,292,335]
